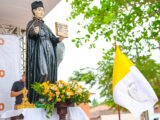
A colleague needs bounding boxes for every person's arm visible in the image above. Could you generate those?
[10,82,23,97]
[10,90,23,97]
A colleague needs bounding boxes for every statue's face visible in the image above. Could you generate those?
[33,7,44,19]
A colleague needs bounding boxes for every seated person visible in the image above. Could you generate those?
[10,73,25,109]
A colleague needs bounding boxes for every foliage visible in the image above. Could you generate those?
[32,80,91,117]
[90,98,101,108]
[67,0,160,110]
[67,0,160,52]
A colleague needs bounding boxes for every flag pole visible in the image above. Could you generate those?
[114,40,121,120]
[118,105,121,120]
[115,40,117,49]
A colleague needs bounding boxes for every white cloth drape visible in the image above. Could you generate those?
[0,34,21,120]
[1,107,89,120]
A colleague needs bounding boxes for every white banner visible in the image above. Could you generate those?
[0,34,21,119]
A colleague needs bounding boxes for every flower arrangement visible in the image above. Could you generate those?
[32,80,91,117]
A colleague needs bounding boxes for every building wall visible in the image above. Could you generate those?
[100,113,140,120]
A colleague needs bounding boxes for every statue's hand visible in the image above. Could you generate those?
[34,26,39,34]
[59,36,65,42]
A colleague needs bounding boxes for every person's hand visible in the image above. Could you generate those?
[34,26,39,34]
[59,36,65,42]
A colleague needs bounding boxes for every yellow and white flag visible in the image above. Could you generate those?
[112,46,158,117]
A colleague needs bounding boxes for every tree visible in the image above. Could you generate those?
[67,0,160,110]
[91,98,100,108]
[66,0,160,52]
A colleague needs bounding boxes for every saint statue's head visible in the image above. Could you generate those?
[31,1,44,19]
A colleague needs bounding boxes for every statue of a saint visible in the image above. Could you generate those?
[26,1,65,103]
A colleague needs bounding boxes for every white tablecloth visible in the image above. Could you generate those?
[1,107,89,120]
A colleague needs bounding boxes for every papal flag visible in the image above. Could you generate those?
[112,46,158,117]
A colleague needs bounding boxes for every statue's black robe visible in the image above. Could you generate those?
[26,18,59,103]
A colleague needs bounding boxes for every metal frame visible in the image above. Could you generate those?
[0,23,26,74]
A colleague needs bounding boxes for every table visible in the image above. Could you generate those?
[1,107,89,120]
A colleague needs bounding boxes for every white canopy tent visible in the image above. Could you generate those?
[0,0,61,29]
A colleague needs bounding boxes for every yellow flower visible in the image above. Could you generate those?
[53,94,55,97]
[56,81,60,84]
[37,80,90,103]
[62,90,65,93]
[58,80,65,85]
[66,90,74,96]
[42,82,48,87]
[76,84,79,88]
[67,86,71,90]
[61,95,64,98]
[57,98,61,102]
[48,96,52,101]
[50,85,58,91]
[76,89,82,94]
[59,80,63,83]
[48,92,55,99]
[56,89,59,92]
[67,83,71,86]
[67,96,70,99]
[42,89,49,95]
[75,81,78,84]
[64,83,68,86]
[49,92,52,96]
[47,81,50,84]
[56,92,60,96]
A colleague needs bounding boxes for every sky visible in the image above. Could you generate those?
[43,0,160,102]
